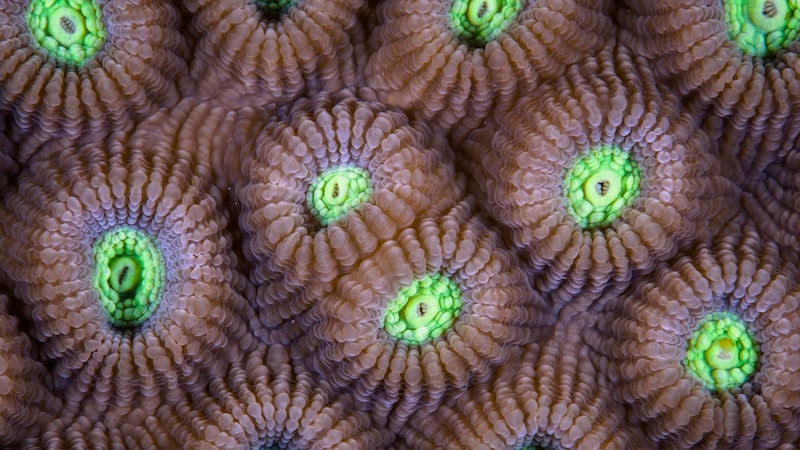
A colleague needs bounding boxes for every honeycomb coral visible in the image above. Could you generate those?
[0,1,799,448]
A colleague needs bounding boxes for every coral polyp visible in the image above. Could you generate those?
[684,311,759,391]
[91,227,165,328]
[563,145,641,229]
[306,165,373,226]
[382,272,463,344]
[448,0,523,47]
[26,0,106,65]
[724,0,800,56]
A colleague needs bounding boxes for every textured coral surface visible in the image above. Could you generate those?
[1,0,800,449]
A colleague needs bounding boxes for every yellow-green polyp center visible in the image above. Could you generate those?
[254,0,297,20]
[26,0,106,66]
[91,227,165,328]
[382,273,463,344]
[724,0,800,56]
[449,0,523,47]
[306,165,372,226]
[684,311,759,391]
[563,145,641,229]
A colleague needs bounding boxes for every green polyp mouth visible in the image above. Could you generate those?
[254,0,297,20]
[724,0,800,56]
[684,311,759,391]
[26,0,106,66]
[91,227,165,328]
[382,273,463,344]
[306,165,372,226]
[449,0,523,47]
[563,145,641,229]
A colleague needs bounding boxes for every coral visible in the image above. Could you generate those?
[0,291,59,446]
[684,311,760,391]
[562,144,642,229]
[305,197,551,431]
[619,0,800,179]
[0,108,258,447]
[91,226,166,328]
[306,165,373,227]
[381,272,463,345]
[195,343,394,449]
[723,0,800,57]
[0,0,187,140]
[365,0,615,137]
[26,0,106,66]
[741,148,800,253]
[399,312,654,449]
[182,0,365,106]
[587,214,800,448]
[460,43,740,312]
[2,1,800,448]
[236,91,465,344]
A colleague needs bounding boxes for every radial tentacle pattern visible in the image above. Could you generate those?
[741,148,800,255]
[460,43,741,313]
[184,342,394,449]
[0,291,61,447]
[400,312,653,449]
[182,0,366,107]
[305,196,551,431]
[0,0,188,141]
[586,214,800,448]
[0,113,259,447]
[619,0,800,179]
[236,91,465,344]
[366,0,615,138]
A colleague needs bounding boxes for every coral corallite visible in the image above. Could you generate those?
[723,0,800,57]
[563,144,642,229]
[26,0,106,66]
[91,226,166,328]
[448,0,523,48]
[684,311,759,391]
[381,272,463,345]
[306,165,373,227]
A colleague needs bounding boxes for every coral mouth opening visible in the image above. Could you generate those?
[382,272,463,344]
[563,145,641,229]
[91,227,165,328]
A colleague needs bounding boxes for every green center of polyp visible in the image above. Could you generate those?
[306,165,372,226]
[91,227,165,328]
[254,0,297,20]
[26,0,106,65]
[449,0,523,47]
[563,145,641,229]
[382,273,463,344]
[684,311,759,391]
[724,0,800,56]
